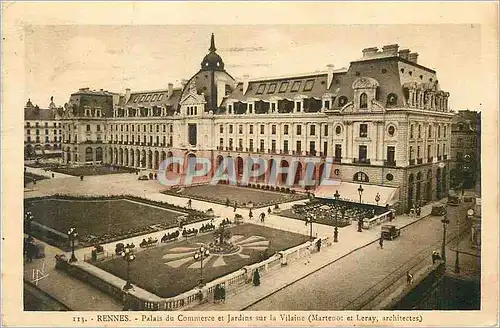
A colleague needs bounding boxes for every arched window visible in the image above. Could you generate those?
[85,147,93,162]
[409,173,414,183]
[360,93,368,109]
[353,171,369,182]
[386,93,398,106]
[95,147,103,161]
[416,172,422,181]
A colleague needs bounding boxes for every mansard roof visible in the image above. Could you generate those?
[124,89,182,109]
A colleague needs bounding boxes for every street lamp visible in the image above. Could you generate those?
[358,184,364,204]
[120,248,136,291]
[454,208,475,273]
[67,227,78,262]
[333,190,340,242]
[193,245,210,286]
[375,193,380,206]
[306,215,314,240]
[25,212,34,237]
[441,209,450,263]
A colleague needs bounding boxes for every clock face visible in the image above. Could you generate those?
[438,162,445,168]
[467,209,475,216]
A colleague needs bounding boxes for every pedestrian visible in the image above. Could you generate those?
[406,271,413,285]
[432,251,437,264]
[51,173,55,179]
[260,212,265,223]
[187,199,192,209]
[233,202,237,212]
[249,209,253,220]
[379,236,384,249]
[267,207,271,215]
[416,206,421,217]
[154,173,158,180]
[316,238,322,252]
[80,175,84,181]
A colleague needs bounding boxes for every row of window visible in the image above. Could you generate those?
[409,144,447,159]
[410,123,448,139]
[26,129,62,135]
[108,134,174,145]
[219,124,328,137]
[109,124,174,133]
[133,93,165,103]
[26,122,61,128]
[26,136,62,142]
[254,79,316,95]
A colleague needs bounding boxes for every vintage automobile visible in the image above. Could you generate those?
[381,224,401,240]
[431,205,447,216]
[447,196,460,206]
[138,175,149,181]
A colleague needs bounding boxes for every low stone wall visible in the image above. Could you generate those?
[362,210,394,230]
[55,236,330,311]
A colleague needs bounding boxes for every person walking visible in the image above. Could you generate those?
[379,235,384,249]
[187,199,192,209]
[267,207,272,215]
[233,202,237,212]
[51,173,55,179]
[406,271,413,285]
[249,209,253,220]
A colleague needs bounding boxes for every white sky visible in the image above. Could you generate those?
[24,24,483,111]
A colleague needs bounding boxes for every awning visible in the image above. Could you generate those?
[315,182,399,206]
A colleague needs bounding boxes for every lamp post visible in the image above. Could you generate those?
[441,209,450,264]
[306,215,314,240]
[375,193,380,206]
[25,211,34,237]
[358,184,364,204]
[120,248,136,291]
[67,227,78,262]
[333,190,340,242]
[193,245,210,286]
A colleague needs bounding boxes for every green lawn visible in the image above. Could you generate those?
[164,184,307,208]
[95,223,309,297]
[24,172,48,185]
[24,198,189,245]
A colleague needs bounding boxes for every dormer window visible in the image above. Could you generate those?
[140,95,146,101]
[145,95,152,101]
[278,82,289,93]
[267,83,277,93]
[256,84,266,95]
[338,96,348,107]
[386,93,398,107]
[360,93,368,109]
[303,80,314,91]
[291,81,301,92]
[157,94,164,101]
[134,96,139,102]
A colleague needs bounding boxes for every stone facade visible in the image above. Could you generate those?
[59,35,454,212]
[24,98,63,157]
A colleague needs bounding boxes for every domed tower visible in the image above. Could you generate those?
[181,33,235,112]
[201,33,225,71]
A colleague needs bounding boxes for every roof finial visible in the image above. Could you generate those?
[209,33,216,52]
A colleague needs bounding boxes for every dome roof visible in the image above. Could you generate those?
[201,33,225,71]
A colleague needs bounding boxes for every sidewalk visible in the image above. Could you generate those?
[24,240,123,311]
[25,166,74,179]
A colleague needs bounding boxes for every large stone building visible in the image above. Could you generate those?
[60,34,454,212]
[24,98,63,158]
[449,110,481,190]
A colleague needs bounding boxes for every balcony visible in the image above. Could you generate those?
[283,150,289,155]
[409,159,415,166]
[384,160,396,167]
[427,157,433,163]
[353,158,371,165]
[417,158,423,164]
[437,155,442,161]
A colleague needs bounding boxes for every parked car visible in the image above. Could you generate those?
[138,175,149,181]
[447,196,460,206]
[431,205,447,216]
[381,224,401,240]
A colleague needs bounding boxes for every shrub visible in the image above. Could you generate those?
[270,186,275,191]
[285,188,291,193]
[291,190,296,194]
[265,185,270,190]
[256,184,260,188]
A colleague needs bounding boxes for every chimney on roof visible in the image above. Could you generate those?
[327,64,335,89]
[168,83,173,98]
[242,74,250,95]
[382,44,399,56]
[398,49,411,60]
[125,88,131,103]
[362,47,379,59]
[408,52,419,63]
